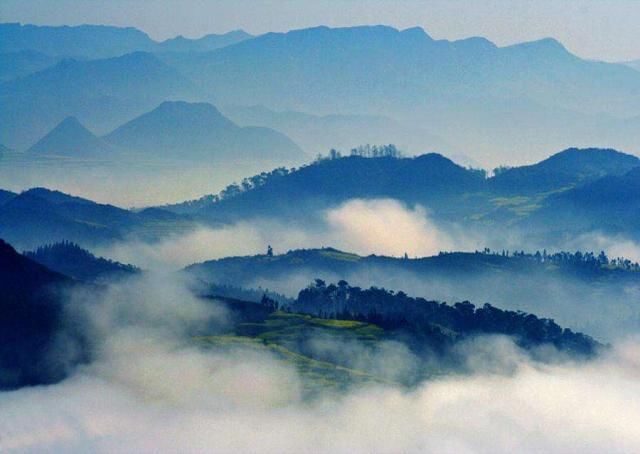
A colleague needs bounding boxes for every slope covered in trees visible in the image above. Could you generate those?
[292,280,598,355]
[0,239,86,389]
[166,147,639,240]
[25,241,139,282]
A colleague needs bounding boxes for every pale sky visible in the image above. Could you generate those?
[1,0,639,62]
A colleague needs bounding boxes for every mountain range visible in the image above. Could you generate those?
[2,23,639,164]
[160,25,640,163]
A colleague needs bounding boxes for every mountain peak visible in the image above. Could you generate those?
[506,37,570,57]
[401,26,433,40]
[103,101,303,160]
[28,116,111,156]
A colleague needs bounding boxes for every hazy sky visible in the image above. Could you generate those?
[1,0,639,62]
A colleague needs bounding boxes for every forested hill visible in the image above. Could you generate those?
[289,280,599,356]
[189,247,640,340]
[164,147,640,235]
[166,150,487,220]
[0,239,85,389]
[25,241,139,282]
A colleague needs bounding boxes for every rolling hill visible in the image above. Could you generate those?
[525,167,640,238]
[104,101,305,161]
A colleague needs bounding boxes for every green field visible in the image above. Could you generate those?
[196,311,396,393]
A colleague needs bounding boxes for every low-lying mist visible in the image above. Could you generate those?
[99,198,470,269]
[98,198,640,341]
[1,272,639,453]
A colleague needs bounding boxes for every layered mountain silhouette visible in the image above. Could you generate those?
[0,49,58,82]
[222,104,451,155]
[160,25,640,163]
[3,23,640,162]
[170,25,640,118]
[28,116,112,156]
[103,101,304,161]
[173,152,486,222]
[187,246,639,339]
[0,52,202,149]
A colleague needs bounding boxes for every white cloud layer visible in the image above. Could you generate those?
[100,198,467,269]
[1,273,639,453]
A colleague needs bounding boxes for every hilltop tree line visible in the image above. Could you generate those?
[316,144,403,161]
[173,144,408,209]
[455,248,640,272]
[288,280,598,355]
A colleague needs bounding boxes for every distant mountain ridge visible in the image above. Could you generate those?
[222,104,451,155]
[0,22,253,58]
[157,30,253,53]
[162,24,640,163]
[170,25,640,118]
[0,49,59,81]
[2,23,640,162]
